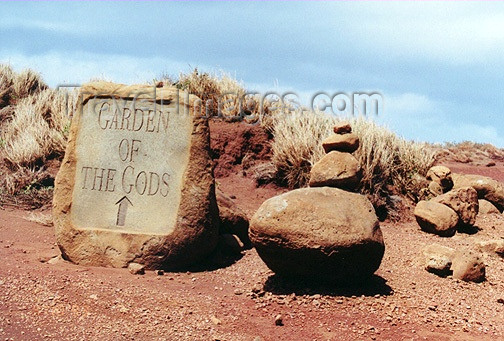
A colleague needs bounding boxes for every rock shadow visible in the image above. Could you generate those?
[263,273,393,297]
[458,224,481,235]
[171,250,245,273]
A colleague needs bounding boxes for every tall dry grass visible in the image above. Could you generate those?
[270,111,436,209]
[164,69,268,122]
[1,89,76,167]
[0,64,76,206]
[0,64,437,213]
[0,64,14,108]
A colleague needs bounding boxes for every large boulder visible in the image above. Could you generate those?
[309,151,361,190]
[452,173,504,212]
[321,133,360,153]
[249,187,385,283]
[426,166,453,193]
[414,201,459,237]
[478,199,500,214]
[431,187,479,226]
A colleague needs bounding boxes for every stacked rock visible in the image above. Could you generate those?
[309,122,362,191]
[249,123,385,284]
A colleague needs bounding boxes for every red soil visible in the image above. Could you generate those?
[1,121,504,340]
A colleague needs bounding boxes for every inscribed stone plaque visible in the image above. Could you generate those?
[53,82,219,269]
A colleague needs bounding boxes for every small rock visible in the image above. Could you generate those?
[156,269,164,276]
[451,249,485,282]
[428,181,443,196]
[452,173,504,212]
[421,244,455,277]
[475,239,504,258]
[274,314,283,326]
[426,166,453,192]
[218,234,244,255]
[414,201,459,237]
[210,315,222,325]
[322,133,360,153]
[478,199,500,214]
[128,263,145,275]
[497,298,504,304]
[234,289,244,295]
[47,255,62,265]
[333,122,352,134]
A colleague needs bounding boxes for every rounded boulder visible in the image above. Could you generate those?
[431,187,479,226]
[309,151,361,190]
[414,201,459,237]
[249,187,385,283]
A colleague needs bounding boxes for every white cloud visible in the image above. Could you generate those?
[0,51,196,87]
[331,2,504,65]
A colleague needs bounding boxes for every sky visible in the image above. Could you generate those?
[1,1,503,147]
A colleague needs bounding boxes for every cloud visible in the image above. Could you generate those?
[0,50,198,87]
[331,2,504,65]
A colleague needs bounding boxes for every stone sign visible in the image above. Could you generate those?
[53,82,219,269]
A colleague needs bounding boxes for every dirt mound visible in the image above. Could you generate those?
[210,119,273,178]
[434,142,504,166]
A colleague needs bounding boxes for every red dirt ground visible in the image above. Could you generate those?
[1,122,504,340]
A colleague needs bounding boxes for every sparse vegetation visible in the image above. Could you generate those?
[0,64,487,218]
[162,69,267,122]
[434,141,504,165]
[0,64,76,207]
[270,111,436,212]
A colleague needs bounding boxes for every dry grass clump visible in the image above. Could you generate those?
[1,89,75,167]
[352,116,435,203]
[270,111,436,211]
[0,165,54,208]
[0,64,15,108]
[271,111,335,187]
[0,64,76,207]
[165,69,267,122]
[12,69,48,100]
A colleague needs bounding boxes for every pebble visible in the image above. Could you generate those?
[274,314,283,326]
[210,316,222,325]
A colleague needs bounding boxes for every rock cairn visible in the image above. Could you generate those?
[309,122,362,191]
[250,123,385,284]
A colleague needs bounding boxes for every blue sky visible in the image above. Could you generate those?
[1,1,503,147]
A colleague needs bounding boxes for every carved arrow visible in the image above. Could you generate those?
[115,196,133,226]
